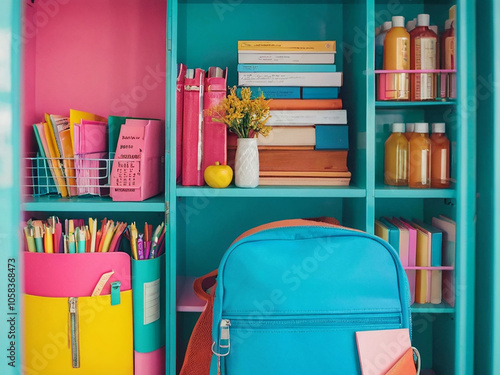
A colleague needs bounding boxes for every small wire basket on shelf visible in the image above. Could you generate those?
[24,152,141,198]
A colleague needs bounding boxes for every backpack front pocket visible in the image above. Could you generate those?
[216,313,402,375]
[24,292,134,375]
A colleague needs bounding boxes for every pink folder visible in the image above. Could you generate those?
[182,68,205,186]
[203,67,228,171]
[110,119,165,201]
[176,63,187,183]
[23,252,131,297]
[74,119,108,196]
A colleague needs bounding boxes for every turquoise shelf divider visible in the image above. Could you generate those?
[0,2,21,374]
[411,303,455,314]
[22,195,166,212]
[176,186,366,198]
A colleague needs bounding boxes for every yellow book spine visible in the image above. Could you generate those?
[238,40,336,52]
[42,122,68,197]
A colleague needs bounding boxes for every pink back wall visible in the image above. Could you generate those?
[23,0,167,154]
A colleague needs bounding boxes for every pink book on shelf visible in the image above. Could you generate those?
[398,218,417,305]
[110,119,165,201]
[176,63,187,183]
[203,67,228,171]
[432,215,456,307]
[182,68,206,186]
[74,119,108,196]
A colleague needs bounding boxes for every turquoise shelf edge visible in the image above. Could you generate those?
[375,100,457,108]
[176,186,366,198]
[374,186,456,199]
[22,195,166,212]
[411,303,455,314]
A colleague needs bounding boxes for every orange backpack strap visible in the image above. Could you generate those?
[180,270,218,375]
[231,217,341,245]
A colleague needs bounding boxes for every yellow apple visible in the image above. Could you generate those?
[204,162,233,188]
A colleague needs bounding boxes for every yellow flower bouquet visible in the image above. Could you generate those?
[208,86,272,138]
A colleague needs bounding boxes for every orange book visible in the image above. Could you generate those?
[268,99,342,110]
[259,176,350,186]
[228,148,348,172]
[58,128,77,196]
[260,171,351,178]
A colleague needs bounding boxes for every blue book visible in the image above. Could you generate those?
[380,217,400,254]
[237,64,337,72]
[315,125,349,150]
[302,87,340,99]
[237,86,301,99]
[412,219,443,266]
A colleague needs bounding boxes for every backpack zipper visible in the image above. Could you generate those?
[68,297,80,368]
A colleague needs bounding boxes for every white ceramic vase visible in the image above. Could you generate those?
[235,138,259,188]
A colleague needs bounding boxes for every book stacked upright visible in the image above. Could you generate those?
[235,40,350,186]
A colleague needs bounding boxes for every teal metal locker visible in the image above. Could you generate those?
[475,0,500,374]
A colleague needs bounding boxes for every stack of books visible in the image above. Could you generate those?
[233,40,350,186]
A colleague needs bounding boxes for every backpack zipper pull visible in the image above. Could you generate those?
[212,319,231,375]
[68,297,80,368]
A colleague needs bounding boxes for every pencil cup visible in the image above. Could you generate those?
[132,254,166,375]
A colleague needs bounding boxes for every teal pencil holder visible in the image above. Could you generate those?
[131,254,166,353]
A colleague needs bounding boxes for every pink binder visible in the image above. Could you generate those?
[110,119,165,201]
[182,68,205,186]
[23,252,131,297]
[203,67,228,171]
[176,63,187,183]
[74,119,108,196]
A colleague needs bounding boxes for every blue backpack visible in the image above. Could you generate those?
[181,219,412,375]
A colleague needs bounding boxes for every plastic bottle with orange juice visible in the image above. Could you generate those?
[384,122,408,186]
[409,122,431,188]
[404,123,415,141]
[383,16,410,100]
[430,122,450,188]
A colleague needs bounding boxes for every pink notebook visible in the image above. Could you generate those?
[176,63,187,183]
[356,328,413,375]
[182,68,205,186]
[397,218,417,305]
[202,67,228,171]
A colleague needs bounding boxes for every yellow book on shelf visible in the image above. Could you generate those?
[374,220,389,242]
[69,109,107,151]
[238,40,336,52]
[415,228,429,304]
[39,122,69,197]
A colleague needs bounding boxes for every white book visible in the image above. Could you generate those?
[267,110,347,126]
[257,126,316,146]
[238,52,335,64]
[238,72,342,87]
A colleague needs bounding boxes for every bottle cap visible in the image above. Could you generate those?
[392,123,405,133]
[432,122,446,133]
[382,21,392,31]
[414,122,429,133]
[375,25,381,37]
[392,16,405,28]
[445,19,452,30]
[417,14,430,27]
[406,123,415,132]
[430,25,438,35]
[406,18,417,32]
